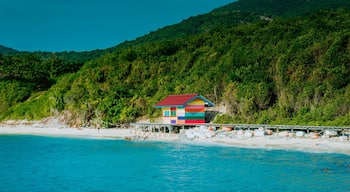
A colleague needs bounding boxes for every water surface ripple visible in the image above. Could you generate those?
[0,135,349,191]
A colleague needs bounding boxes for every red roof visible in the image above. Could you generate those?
[155,94,199,108]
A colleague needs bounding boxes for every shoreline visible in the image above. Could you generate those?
[1,125,350,156]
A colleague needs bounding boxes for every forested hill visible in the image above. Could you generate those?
[214,0,350,17]
[0,45,18,54]
[116,0,350,48]
[0,0,350,127]
[3,0,350,56]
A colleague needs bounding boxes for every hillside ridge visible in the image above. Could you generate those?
[0,0,349,127]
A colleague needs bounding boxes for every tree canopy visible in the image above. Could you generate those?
[0,0,349,127]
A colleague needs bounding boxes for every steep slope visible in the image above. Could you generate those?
[0,45,18,54]
[3,9,349,127]
[3,0,349,59]
[213,0,350,17]
[116,0,350,48]
[1,0,350,127]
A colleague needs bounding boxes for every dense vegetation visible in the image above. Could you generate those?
[0,45,18,55]
[0,53,84,116]
[0,0,349,127]
[117,0,350,48]
[215,0,350,17]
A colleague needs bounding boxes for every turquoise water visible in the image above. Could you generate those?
[0,135,349,192]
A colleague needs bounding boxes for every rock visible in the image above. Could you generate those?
[199,125,207,130]
[309,132,320,139]
[278,131,289,137]
[184,127,216,139]
[222,126,233,132]
[244,130,253,138]
[185,129,196,139]
[324,130,338,137]
[296,131,305,138]
[343,131,350,137]
[265,129,273,135]
[254,130,265,137]
[235,130,244,135]
[321,135,330,139]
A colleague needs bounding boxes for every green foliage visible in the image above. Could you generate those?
[0,52,85,120]
[114,0,350,50]
[2,92,51,120]
[0,45,18,54]
[215,0,350,17]
[0,81,32,114]
[0,1,350,127]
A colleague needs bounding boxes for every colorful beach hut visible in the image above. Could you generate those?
[154,94,215,124]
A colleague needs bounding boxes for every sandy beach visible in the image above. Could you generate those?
[1,122,350,156]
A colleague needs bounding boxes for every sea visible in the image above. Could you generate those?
[0,135,349,192]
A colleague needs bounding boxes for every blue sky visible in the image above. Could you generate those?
[0,0,234,52]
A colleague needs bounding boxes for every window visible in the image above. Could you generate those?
[170,107,176,116]
[164,110,170,117]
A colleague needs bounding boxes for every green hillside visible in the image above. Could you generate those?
[0,0,349,127]
[215,0,350,17]
[116,0,350,48]
[0,45,18,54]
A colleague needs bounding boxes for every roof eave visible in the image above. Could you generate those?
[154,105,185,108]
[184,95,215,107]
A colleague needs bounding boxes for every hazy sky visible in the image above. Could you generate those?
[0,0,234,52]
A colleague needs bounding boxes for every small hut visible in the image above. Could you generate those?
[154,94,215,124]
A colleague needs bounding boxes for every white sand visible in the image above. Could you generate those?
[208,137,350,155]
[1,124,350,155]
[0,125,133,139]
